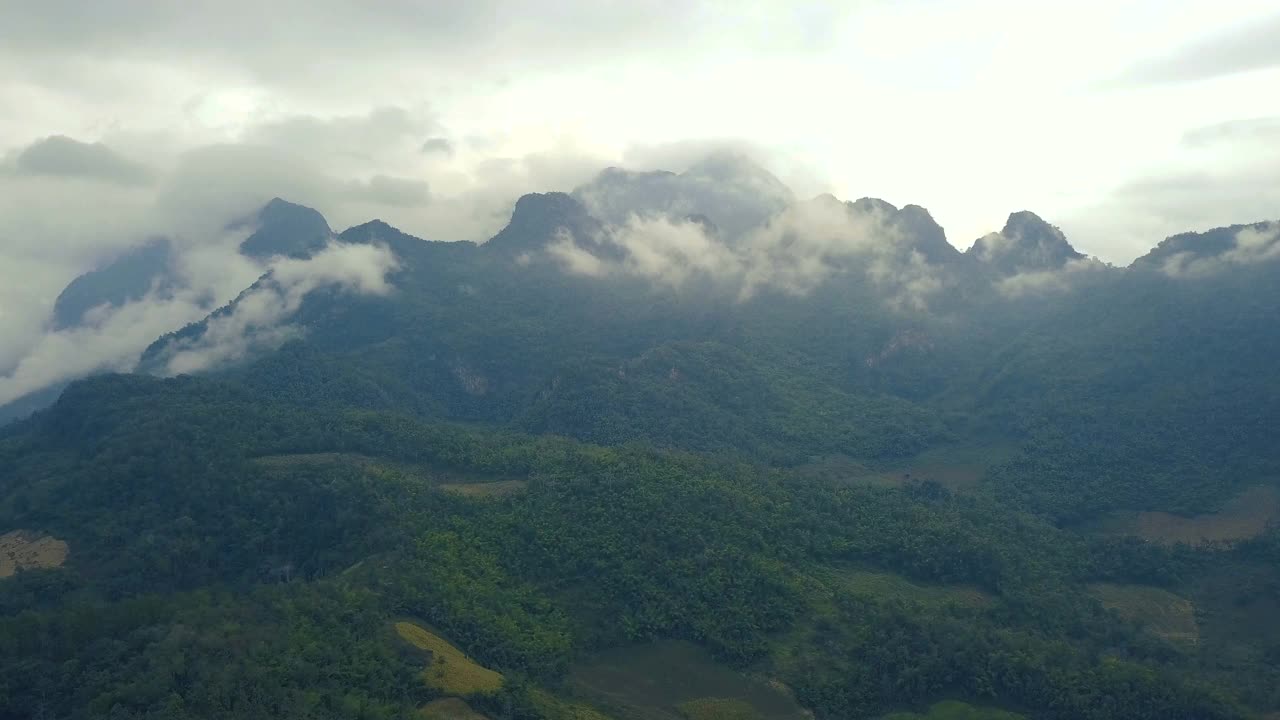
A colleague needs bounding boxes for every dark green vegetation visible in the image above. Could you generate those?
[1,374,1274,719]
[2,182,1279,719]
[882,700,1026,719]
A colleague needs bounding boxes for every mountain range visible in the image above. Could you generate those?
[2,155,1279,720]
[12,154,1270,425]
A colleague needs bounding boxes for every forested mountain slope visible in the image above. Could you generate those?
[2,158,1279,719]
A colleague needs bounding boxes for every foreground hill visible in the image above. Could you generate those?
[3,374,1273,719]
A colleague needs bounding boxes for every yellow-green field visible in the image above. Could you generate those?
[394,621,504,695]
[420,697,489,720]
[438,480,529,498]
[796,441,1018,493]
[1088,583,1199,647]
[881,700,1025,719]
[255,453,528,498]
[1098,486,1279,546]
[0,530,68,578]
[677,697,764,720]
[825,568,991,609]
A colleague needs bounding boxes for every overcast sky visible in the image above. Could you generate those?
[2,0,1279,334]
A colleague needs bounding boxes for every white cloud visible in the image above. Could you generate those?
[546,229,609,278]
[0,219,399,408]
[0,229,262,406]
[1161,222,1280,277]
[996,257,1109,297]
[548,197,946,309]
[160,241,399,375]
[615,215,743,288]
[1227,223,1280,263]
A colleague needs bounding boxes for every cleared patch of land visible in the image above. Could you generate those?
[796,441,1018,493]
[569,640,807,720]
[1187,561,1280,662]
[1097,486,1279,546]
[394,621,503,695]
[882,700,1025,719]
[0,530,69,578]
[438,480,528,498]
[1088,583,1199,647]
[824,568,991,609]
[420,697,489,720]
[678,697,764,720]
[253,452,379,468]
[527,689,615,720]
[255,453,527,495]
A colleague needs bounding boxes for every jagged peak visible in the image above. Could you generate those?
[806,193,848,213]
[484,192,600,253]
[898,204,938,223]
[849,197,900,216]
[261,196,302,212]
[968,210,1083,274]
[342,218,399,236]
[238,197,332,260]
[1001,210,1062,241]
[511,191,583,214]
[51,236,176,330]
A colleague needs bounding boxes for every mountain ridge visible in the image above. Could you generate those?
[5,157,1280,429]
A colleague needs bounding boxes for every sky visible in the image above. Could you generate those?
[1,0,1279,398]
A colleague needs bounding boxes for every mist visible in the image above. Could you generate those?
[548,194,949,309]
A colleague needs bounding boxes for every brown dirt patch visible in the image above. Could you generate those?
[1108,486,1280,546]
[0,530,69,578]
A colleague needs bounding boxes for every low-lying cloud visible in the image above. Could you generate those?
[1161,222,1280,277]
[996,257,1109,297]
[573,150,796,241]
[0,218,399,409]
[548,198,946,310]
[159,241,399,375]
[0,228,262,407]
